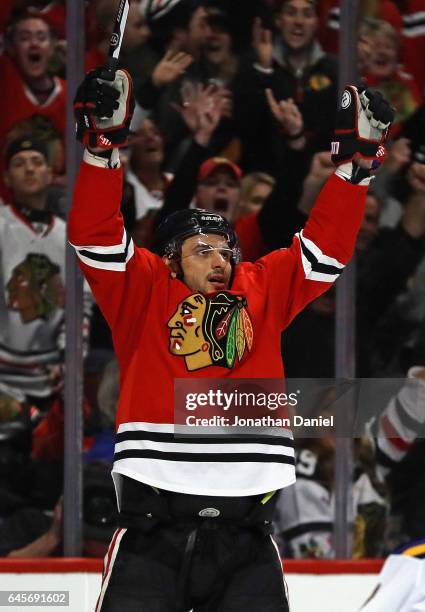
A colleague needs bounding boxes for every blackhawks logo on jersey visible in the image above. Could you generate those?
[6,253,65,323]
[167,292,253,371]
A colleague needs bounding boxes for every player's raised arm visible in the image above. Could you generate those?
[262,85,394,329]
[68,69,160,336]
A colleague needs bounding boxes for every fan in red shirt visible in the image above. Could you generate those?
[362,20,422,138]
[0,13,66,200]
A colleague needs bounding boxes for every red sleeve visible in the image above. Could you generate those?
[257,173,367,330]
[68,161,162,357]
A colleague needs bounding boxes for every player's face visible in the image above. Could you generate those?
[5,151,52,203]
[12,18,53,80]
[179,234,233,294]
[277,0,318,52]
[167,293,207,356]
[196,168,240,222]
[239,181,273,216]
[130,119,164,167]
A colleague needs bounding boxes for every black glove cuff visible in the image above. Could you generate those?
[331,130,382,164]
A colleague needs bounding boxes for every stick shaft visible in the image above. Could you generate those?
[108,0,130,61]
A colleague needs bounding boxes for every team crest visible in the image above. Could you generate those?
[6,253,65,323]
[167,292,253,371]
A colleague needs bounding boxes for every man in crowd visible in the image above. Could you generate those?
[136,0,214,162]
[0,12,66,199]
[234,0,338,173]
[70,63,392,611]
[0,135,67,406]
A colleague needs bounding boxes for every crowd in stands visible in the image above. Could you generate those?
[0,0,424,561]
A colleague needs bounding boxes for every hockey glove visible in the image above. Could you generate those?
[331,86,394,185]
[74,68,134,149]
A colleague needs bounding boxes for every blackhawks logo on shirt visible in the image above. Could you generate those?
[167,292,253,371]
[6,253,65,323]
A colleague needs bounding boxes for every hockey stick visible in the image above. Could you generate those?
[102,0,130,79]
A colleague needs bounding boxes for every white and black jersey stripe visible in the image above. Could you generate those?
[71,230,134,272]
[403,12,425,38]
[297,231,345,282]
[0,342,61,397]
[112,422,296,500]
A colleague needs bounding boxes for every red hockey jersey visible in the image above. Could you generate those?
[69,158,367,501]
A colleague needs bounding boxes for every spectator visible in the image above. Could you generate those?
[320,0,403,54]
[86,0,152,73]
[0,462,117,558]
[322,0,425,96]
[125,80,228,247]
[0,13,66,199]
[155,85,309,261]
[236,171,276,219]
[370,162,425,377]
[283,152,425,378]
[136,2,229,164]
[121,118,173,246]
[195,157,242,220]
[140,0,213,59]
[119,2,156,90]
[274,436,387,559]
[0,135,90,409]
[234,1,338,173]
[363,20,422,137]
[270,0,338,148]
[1,498,62,558]
[203,7,239,87]
[370,366,425,547]
[26,1,66,40]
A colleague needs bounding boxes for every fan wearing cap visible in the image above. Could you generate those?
[0,135,91,414]
[0,12,66,201]
[196,157,242,220]
[70,65,393,611]
[0,135,64,403]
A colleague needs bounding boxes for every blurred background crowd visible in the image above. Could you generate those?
[0,0,424,561]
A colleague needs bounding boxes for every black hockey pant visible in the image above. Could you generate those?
[95,520,289,612]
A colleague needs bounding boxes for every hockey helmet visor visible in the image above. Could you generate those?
[153,208,241,264]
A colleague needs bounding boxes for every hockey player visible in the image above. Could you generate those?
[70,68,393,611]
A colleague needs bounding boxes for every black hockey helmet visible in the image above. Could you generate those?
[152,208,241,263]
